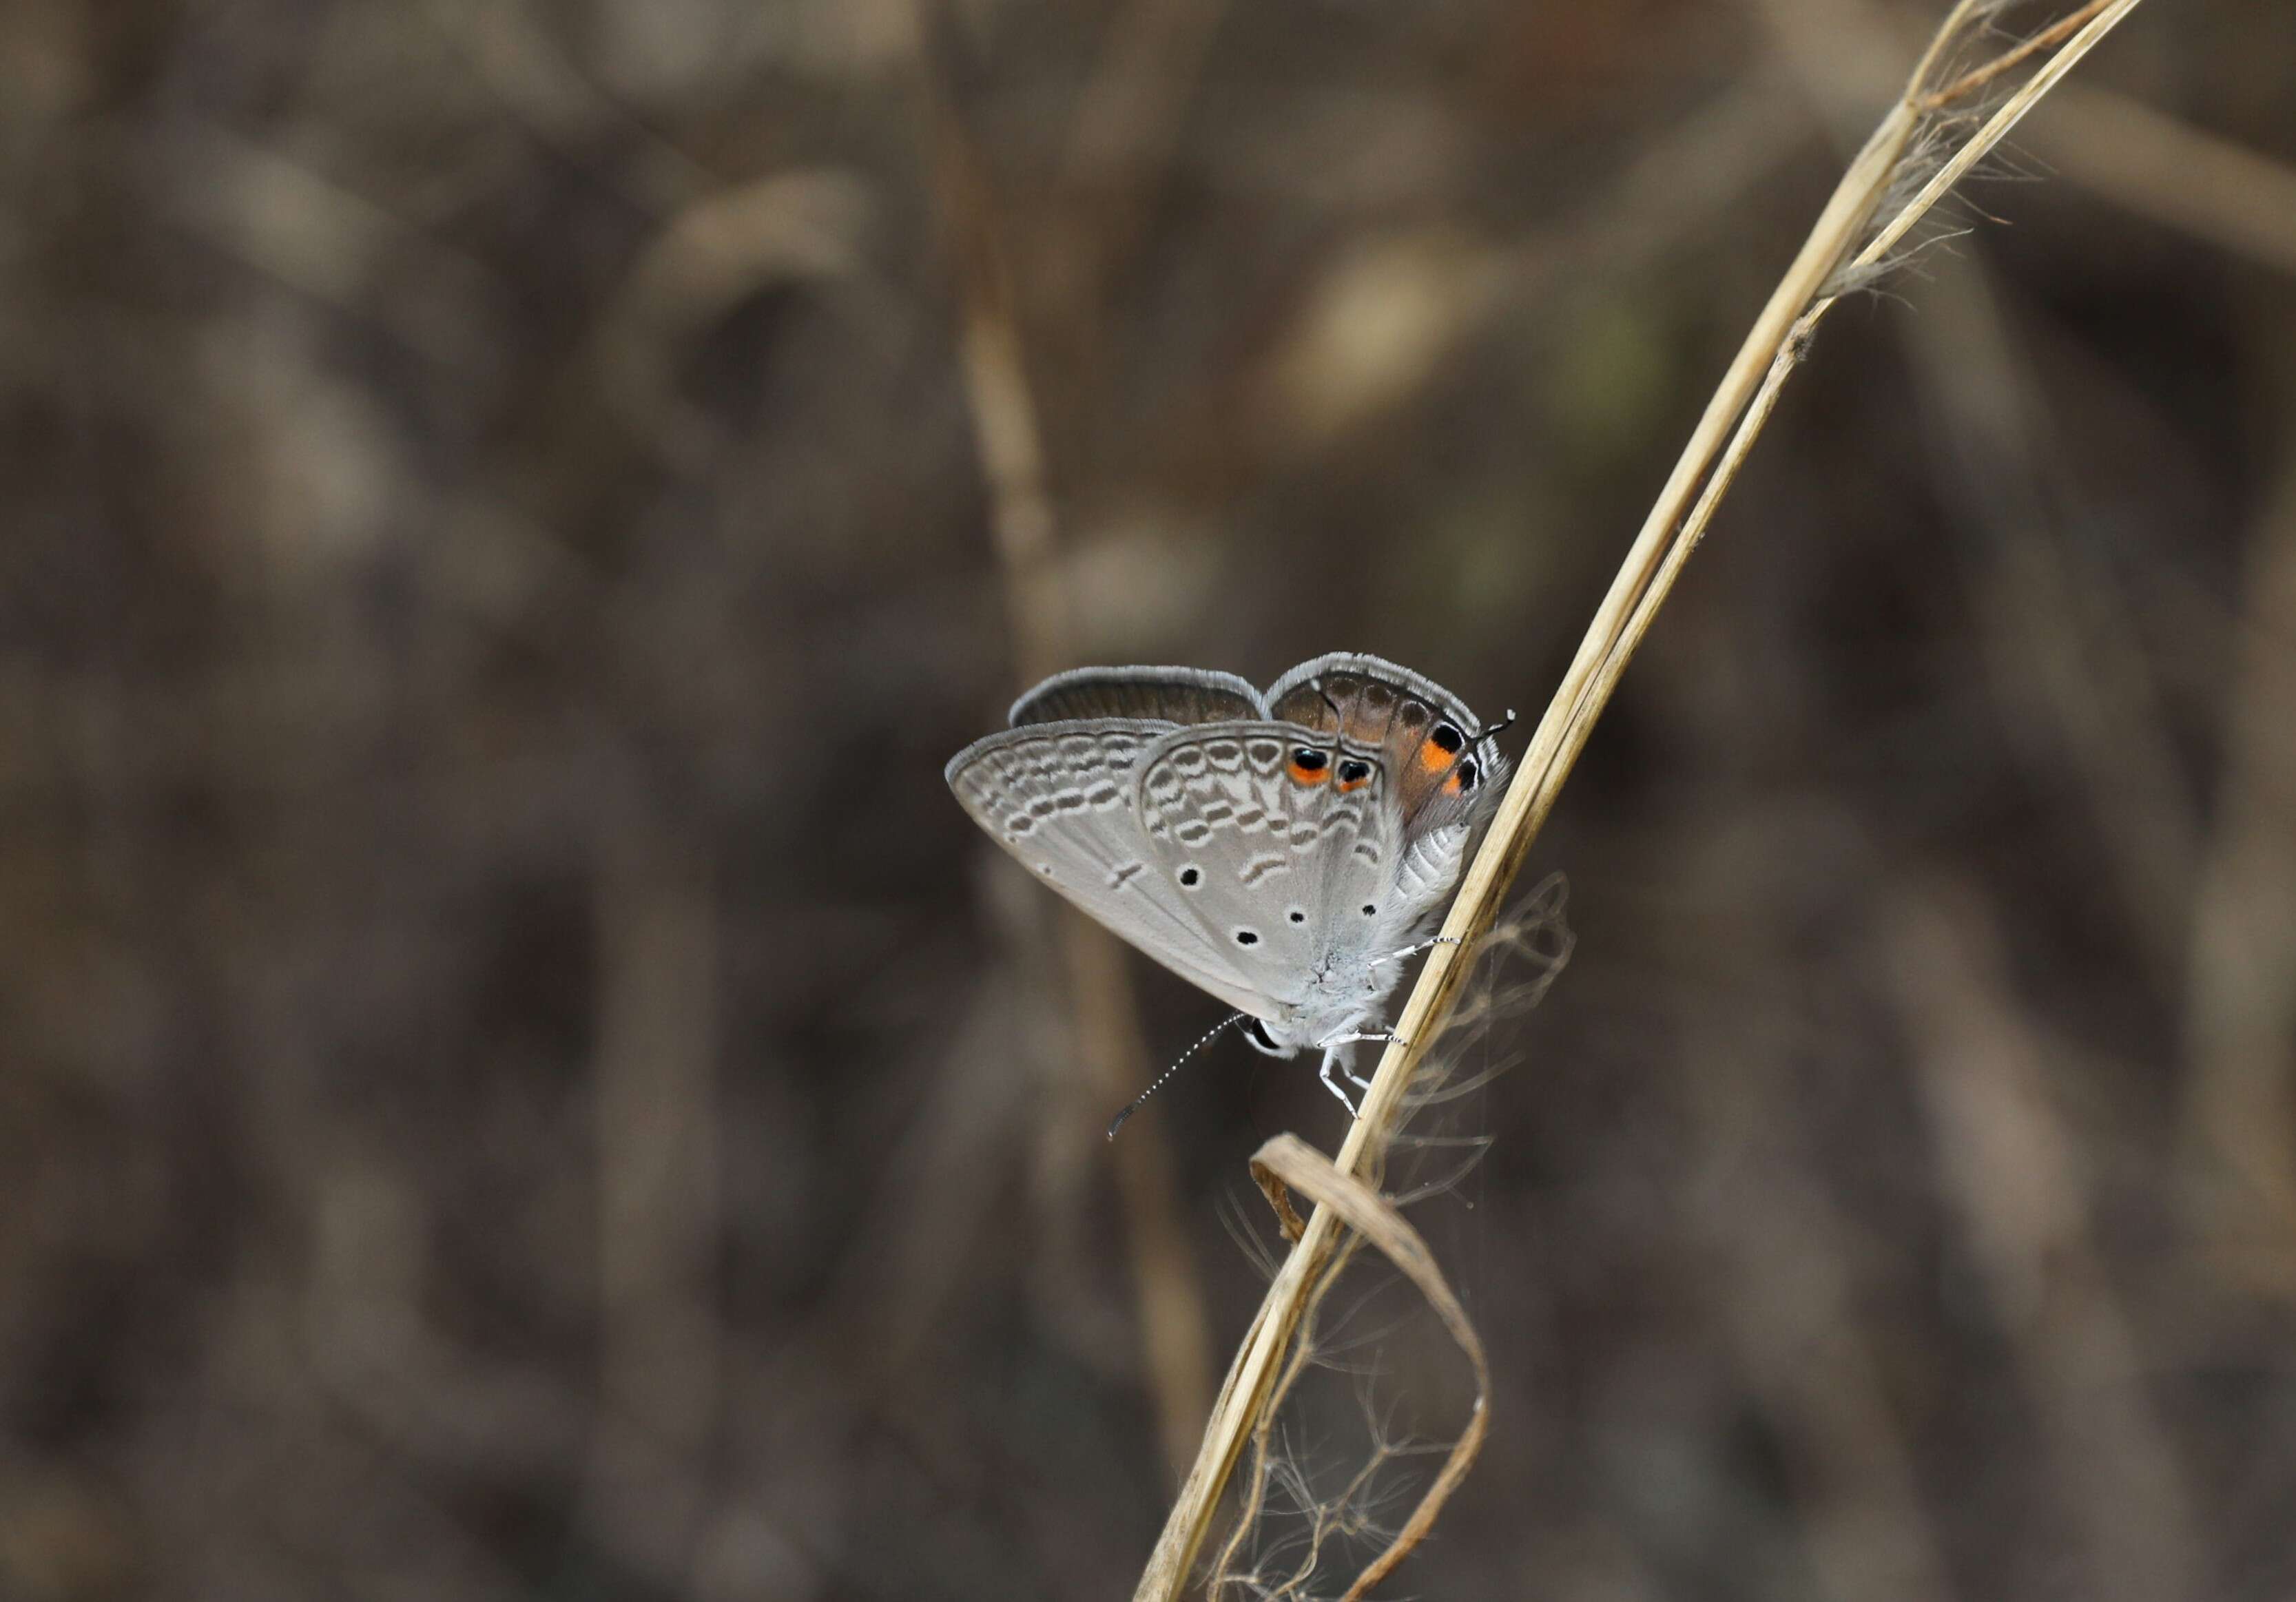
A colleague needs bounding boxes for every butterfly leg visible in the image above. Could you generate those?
[1316,1030,1413,1102]
[1318,1028,1411,1052]
[1370,935,1462,970]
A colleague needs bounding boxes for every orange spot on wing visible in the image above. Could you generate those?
[1287,758,1330,785]
[1442,770,1465,795]
[1418,738,1451,773]
[1336,773,1370,793]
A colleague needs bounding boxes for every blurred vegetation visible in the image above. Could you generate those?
[3,0,2295,1598]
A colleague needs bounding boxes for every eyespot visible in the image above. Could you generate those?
[1287,909,1306,924]
[1235,929,1259,946]
[1361,903,1377,917]
[1290,748,1327,771]
[1457,758,1478,789]
[1418,724,1469,773]
[1179,866,1201,887]
[1337,759,1371,784]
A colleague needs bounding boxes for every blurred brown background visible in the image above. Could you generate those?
[5,0,2295,1597]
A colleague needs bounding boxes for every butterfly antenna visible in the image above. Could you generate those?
[1465,707,1519,771]
[1108,1012,1250,1141]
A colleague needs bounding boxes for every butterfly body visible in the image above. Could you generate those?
[947,654,1508,1111]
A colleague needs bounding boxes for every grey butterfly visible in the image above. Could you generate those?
[945,653,1510,1119]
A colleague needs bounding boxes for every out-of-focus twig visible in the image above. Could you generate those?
[1903,253,2200,975]
[1257,67,1810,453]
[1887,879,2198,1602]
[579,826,723,1583]
[1055,0,1232,324]
[2180,437,2296,1280]
[2028,85,2296,279]
[594,169,878,468]
[916,0,1214,1481]
[1670,806,1956,1602]
[428,0,714,213]
[167,124,503,370]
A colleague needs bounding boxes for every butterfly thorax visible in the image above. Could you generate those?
[1248,962,1403,1059]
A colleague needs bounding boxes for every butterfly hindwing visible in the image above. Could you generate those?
[1265,652,1508,835]
[1133,721,1403,1013]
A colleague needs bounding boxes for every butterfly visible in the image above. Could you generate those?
[946,654,1510,1121]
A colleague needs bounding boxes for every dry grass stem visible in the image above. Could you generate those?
[1135,3,2146,1594]
[1915,0,2112,110]
[1789,0,2296,278]
[1206,892,1566,1597]
[1238,1136,1489,1602]
[1848,0,2143,280]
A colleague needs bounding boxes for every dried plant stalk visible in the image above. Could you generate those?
[1207,890,1569,1597]
[1240,1136,1491,1602]
[1133,3,2146,1596]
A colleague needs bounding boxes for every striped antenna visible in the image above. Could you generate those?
[1107,1012,1251,1141]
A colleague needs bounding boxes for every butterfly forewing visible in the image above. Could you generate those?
[944,720,1277,1018]
[1009,665,1265,728]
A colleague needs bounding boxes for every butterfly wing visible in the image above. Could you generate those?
[1132,722,1405,1020]
[1265,652,1509,835]
[1009,665,1265,728]
[945,720,1279,1019]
